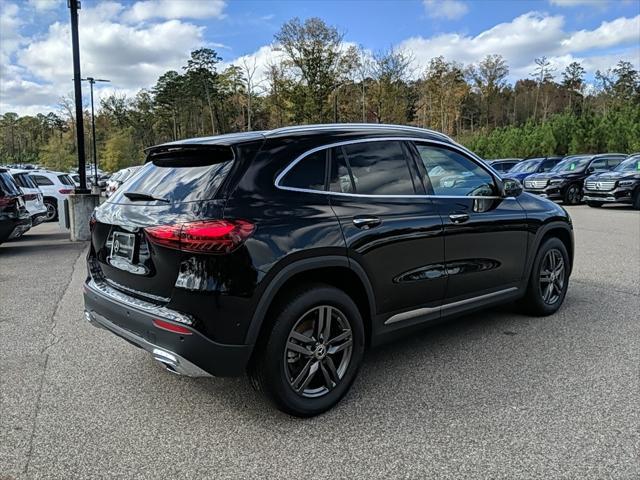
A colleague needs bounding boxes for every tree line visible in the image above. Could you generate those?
[1,17,638,172]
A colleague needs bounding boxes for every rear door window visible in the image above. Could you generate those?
[339,141,416,195]
[109,150,234,203]
[281,150,326,191]
[590,158,607,172]
[31,175,54,186]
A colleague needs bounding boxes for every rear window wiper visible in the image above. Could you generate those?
[123,191,169,203]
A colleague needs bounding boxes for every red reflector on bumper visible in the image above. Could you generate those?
[152,319,192,335]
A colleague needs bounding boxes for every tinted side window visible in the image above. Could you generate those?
[607,157,623,168]
[329,147,354,193]
[281,150,326,191]
[341,141,416,195]
[58,174,74,186]
[590,158,607,171]
[31,175,54,186]
[0,172,21,195]
[541,159,556,171]
[415,144,496,197]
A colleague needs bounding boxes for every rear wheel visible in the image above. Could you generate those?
[44,199,58,221]
[563,184,582,205]
[520,237,570,316]
[586,201,603,208]
[249,284,365,417]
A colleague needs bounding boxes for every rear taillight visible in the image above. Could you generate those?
[59,188,73,194]
[0,196,16,207]
[23,193,37,201]
[89,213,97,232]
[145,219,254,254]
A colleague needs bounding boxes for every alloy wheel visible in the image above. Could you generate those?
[539,249,565,305]
[566,185,580,204]
[284,305,353,398]
[45,202,56,221]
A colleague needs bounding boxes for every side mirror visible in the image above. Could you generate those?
[587,166,595,173]
[502,178,523,197]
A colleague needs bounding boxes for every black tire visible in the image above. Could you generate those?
[44,199,58,222]
[586,201,603,208]
[520,237,570,316]
[563,184,582,205]
[633,191,640,210]
[249,283,365,417]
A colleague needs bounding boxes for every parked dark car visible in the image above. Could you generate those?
[84,124,574,416]
[486,158,521,172]
[583,154,640,209]
[0,168,32,244]
[503,156,563,183]
[523,153,627,204]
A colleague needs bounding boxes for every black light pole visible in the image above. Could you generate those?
[82,77,110,186]
[68,0,88,193]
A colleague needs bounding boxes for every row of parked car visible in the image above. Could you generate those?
[488,153,640,209]
[0,164,147,245]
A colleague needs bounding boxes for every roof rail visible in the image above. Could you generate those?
[266,123,452,141]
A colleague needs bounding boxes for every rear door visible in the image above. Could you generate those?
[411,141,528,307]
[328,139,446,330]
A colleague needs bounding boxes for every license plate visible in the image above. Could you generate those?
[111,231,135,263]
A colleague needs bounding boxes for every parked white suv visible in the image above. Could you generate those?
[28,170,75,222]
[105,166,143,197]
[10,169,48,229]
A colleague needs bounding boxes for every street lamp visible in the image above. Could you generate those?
[81,77,110,187]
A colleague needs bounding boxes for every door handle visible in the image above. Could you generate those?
[352,216,381,229]
[449,213,469,224]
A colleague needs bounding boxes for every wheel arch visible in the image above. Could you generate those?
[245,256,376,349]
[526,221,574,280]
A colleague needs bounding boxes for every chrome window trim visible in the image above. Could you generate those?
[274,136,506,199]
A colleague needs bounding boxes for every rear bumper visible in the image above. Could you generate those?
[83,277,253,377]
[31,211,48,226]
[0,216,31,240]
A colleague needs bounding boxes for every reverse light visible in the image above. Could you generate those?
[152,319,192,335]
[145,219,254,254]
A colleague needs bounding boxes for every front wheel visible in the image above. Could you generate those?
[250,284,365,417]
[633,191,640,210]
[563,184,582,205]
[520,237,570,316]
[586,201,603,208]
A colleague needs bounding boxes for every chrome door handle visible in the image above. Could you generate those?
[352,216,381,229]
[449,213,469,224]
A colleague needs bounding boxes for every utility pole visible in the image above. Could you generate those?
[82,77,110,186]
[68,0,88,193]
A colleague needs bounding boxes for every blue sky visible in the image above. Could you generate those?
[1,0,638,115]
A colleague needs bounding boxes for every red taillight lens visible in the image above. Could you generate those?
[59,188,73,194]
[152,319,192,335]
[23,193,37,201]
[89,214,97,232]
[145,219,254,254]
[0,196,16,207]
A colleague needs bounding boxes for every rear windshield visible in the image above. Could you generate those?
[13,172,38,189]
[108,150,234,203]
[0,171,22,196]
[58,174,74,186]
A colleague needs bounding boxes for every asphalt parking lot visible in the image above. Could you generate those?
[1,206,638,480]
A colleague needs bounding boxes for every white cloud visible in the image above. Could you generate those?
[399,11,639,80]
[423,0,469,20]
[123,0,226,23]
[0,2,22,62]
[562,15,640,52]
[27,0,62,11]
[549,0,608,6]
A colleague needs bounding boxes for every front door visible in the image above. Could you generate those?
[411,142,528,308]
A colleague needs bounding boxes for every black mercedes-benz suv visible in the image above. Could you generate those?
[583,154,640,209]
[0,168,31,245]
[84,124,574,416]
[523,153,626,204]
